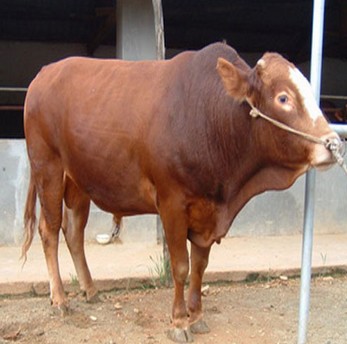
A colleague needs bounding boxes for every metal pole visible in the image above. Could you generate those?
[329,124,347,138]
[297,1,325,343]
[0,87,28,92]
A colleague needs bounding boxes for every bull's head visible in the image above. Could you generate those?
[217,53,343,172]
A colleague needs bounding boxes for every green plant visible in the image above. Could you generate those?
[320,252,328,276]
[148,253,171,288]
[69,273,79,286]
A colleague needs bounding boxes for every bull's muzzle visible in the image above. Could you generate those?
[324,136,345,157]
[314,134,345,170]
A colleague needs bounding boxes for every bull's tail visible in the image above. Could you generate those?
[21,172,37,263]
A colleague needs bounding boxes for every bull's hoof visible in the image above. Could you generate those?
[190,319,210,334]
[166,327,194,343]
[51,302,71,317]
[86,291,100,304]
[59,303,72,316]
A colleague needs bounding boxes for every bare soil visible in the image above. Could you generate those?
[1,275,346,344]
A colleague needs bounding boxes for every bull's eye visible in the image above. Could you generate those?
[278,94,288,104]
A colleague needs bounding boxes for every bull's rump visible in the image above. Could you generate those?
[24,57,177,215]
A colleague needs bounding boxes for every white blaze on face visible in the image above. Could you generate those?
[289,66,324,123]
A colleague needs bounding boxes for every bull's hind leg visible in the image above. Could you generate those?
[33,160,67,313]
[62,176,99,303]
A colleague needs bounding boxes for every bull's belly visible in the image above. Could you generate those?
[66,164,158,216]
[90,188,158,216]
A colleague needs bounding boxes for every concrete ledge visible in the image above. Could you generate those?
[1,265,347,297]
[1,234,347,296]
[1,139,346,245]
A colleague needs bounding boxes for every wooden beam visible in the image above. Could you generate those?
[152,0,165,59]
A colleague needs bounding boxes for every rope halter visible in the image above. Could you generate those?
[246,99,347,175]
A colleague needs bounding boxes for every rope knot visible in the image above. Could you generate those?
[249,108,260,118]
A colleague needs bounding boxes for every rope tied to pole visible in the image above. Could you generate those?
[247,100,347,176]
[327,140,347,175]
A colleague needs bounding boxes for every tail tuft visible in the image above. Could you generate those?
[21,173,37,264]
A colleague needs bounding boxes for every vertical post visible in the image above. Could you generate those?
[297,1,325,343]
[152,0,166,246]
[116,0,157,60]
[298,168,316,344]
[152,0,165,60]
[116,0,170,283]
[151,0,172,285]
[115,0,167,246]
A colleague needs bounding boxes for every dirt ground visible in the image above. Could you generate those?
[1,275,346,344]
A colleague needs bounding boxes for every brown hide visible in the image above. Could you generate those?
[23,42,339,340]
[25,43,338,245]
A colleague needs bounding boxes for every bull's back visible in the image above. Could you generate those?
[25,57,166,136]
[24,55,189,214]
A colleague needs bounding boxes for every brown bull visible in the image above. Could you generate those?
[22,42,341,342]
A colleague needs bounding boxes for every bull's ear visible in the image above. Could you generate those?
[216,57,249,102]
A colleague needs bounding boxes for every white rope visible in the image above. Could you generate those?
[246,100,347,176]
[247,101,326,146]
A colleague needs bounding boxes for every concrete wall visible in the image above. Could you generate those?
[0,140,159,245]
[116,0,157,60]
[0,140,28,244]
[1,139,346,245]
[231,166,347,237]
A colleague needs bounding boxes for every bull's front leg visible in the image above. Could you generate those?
[167,245,192,343]
[187,242,211,334]
[159,202,193,343]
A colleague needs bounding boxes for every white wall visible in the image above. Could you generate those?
[1,139,346,245]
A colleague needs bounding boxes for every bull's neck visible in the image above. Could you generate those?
[201,92,261,185]
[194,93,303,241]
